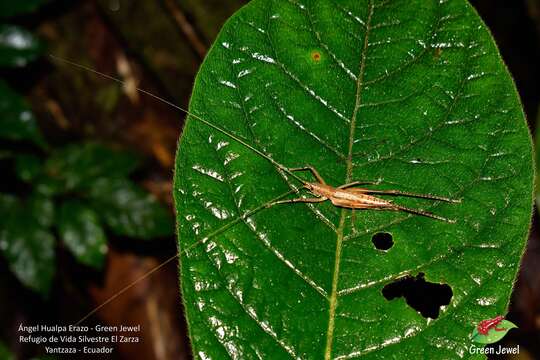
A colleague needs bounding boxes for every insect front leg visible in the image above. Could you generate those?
[289,165,327,184]
[391,204,456,223]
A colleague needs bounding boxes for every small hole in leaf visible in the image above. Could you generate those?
[311,51,321,62]
[372,232,393,250]
[382,272,452,319]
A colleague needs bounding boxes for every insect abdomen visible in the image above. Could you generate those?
[330,192,392,209]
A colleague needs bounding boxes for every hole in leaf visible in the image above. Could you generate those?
[311,51,321,62]
[382,272,452,319]
[372,232,393,250]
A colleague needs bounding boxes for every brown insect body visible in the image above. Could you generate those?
[307,183,392,209]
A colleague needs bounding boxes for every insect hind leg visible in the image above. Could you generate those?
[363,189,460,203]
[392,204,456,223]
[265,196,326,208]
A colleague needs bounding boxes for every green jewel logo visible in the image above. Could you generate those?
[470,316,517,344]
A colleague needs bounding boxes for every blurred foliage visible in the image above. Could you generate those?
[536,103,540,209]
[0,340,56,360]
[0,25,45,67]
[0,341,14,360]
[0,80,46,148]
[0,1,174,297]
[0,342,16,360]
[0,0,48,19]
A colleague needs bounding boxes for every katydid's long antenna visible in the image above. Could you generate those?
[75,252,178,326]
[48,55,307,185]
[74,189,297,325]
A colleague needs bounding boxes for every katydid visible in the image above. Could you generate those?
[268,165,459,222]
[50,55,460,325]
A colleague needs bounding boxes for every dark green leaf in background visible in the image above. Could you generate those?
[0,80,46,147]
[0,193,17,216]
[0,0,47,19]
[15,154,43,182]
[58,200,107,269]
[28,192,54,228]
[174,0,533,358]
[0,341,15,360]
[0,149,13,160]
[0,25,44,67]
[34,175,65,197]
[89,177,174,239]
[44,143,140,192]
[0,194,55,296]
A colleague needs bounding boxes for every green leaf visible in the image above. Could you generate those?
[28,192,55,227]
[174,0,533,359]
[0,193,17,216]
[96,83,122,113]
[0,0,47,19]
[0,149,13,159]
[535,106,540,204]
[470,320,517,344]
[0,80,46,147]
[58,200,107,269]
[44,142,140,192]
[0,193,55,295]
[89,177,173,239]
[0,25,44,67]
[34,175,66,197]
[0,341,15,360]
[15,153,43,182]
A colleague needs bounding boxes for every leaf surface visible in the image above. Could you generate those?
[15,154,43,182]
[0,341,14,360]
[470,320,517,344]
[174,0,533,358]
[0,25,44,67]
[0,80,46,147]
[0,194,55,295]
[0,0,47,19]
[44,142,140,192]
[28,192,55,227]
[89,177,174,239]
[59,200,107,269]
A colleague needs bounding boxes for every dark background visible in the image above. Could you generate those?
[0,0,539,359]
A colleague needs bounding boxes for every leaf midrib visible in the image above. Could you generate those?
[324,1,374,359]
